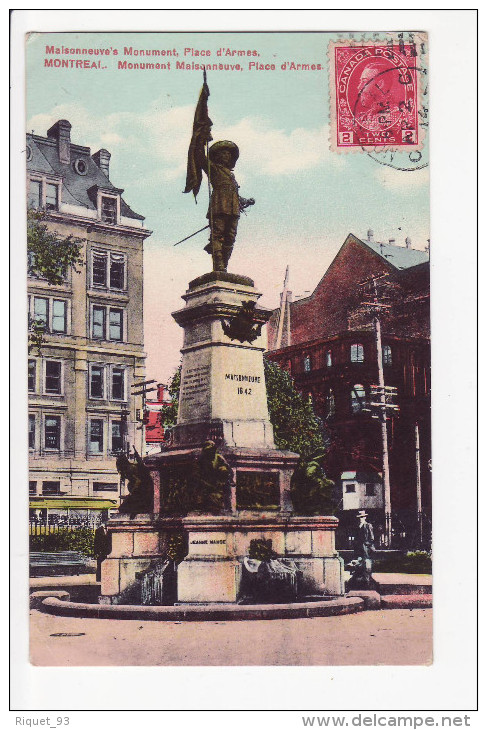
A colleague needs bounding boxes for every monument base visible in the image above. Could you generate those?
[100,514,344,604]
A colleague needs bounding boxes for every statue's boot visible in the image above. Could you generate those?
[222,244,233,270]
[212,241,226,272]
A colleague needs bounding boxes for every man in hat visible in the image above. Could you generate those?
[200,140,253,272]
[349,510,376,588]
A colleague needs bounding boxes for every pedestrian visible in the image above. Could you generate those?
[94,522,111,582]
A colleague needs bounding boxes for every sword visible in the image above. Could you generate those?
[173,225,210,246]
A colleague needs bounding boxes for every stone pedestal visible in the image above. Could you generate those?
[100,271,344,605]
[100,514,344,604]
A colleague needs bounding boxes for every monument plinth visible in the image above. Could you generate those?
[169,272,275,450]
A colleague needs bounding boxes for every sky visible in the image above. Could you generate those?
[26,31,430,384]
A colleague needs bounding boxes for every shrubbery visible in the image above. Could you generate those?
[377,550,432,574]
[29,528,95,557]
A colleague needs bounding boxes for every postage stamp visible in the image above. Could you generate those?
[329,37,426,151]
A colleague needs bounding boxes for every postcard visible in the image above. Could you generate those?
[18,23,437,677]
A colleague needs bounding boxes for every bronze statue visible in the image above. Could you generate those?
[117,448,154,518]
[184,75,254,272]
[192,440,231,513]
[222,300,263,344]
[290,450,334,516]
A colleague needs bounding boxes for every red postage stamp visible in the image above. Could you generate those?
[330,42,421,149]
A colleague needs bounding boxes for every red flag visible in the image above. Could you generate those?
[183,79,213,200]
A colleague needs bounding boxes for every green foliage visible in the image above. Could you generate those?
[29,528,95,557]
[158,365,181,429]
[263,358,325,458]
[28,318,47,356]
[248,538,276,561]
[376,550,432,574]
[27,209,84,286]
[291,450,335,516]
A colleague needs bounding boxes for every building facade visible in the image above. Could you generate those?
[27,119,152,523]
[267,233,431,548]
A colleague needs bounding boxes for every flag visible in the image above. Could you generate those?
[183,78,213,200]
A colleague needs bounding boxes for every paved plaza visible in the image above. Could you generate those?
[30,606,432,666]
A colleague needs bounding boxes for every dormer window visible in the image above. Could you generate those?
[45,183,58,211]
[101,196,117,224]
[88,184,123,225]
[27,176,61,211]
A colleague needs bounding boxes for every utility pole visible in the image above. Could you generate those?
[131,379,158,455]
[355,274,398,547]
[373,303,392,547]
[415,422,423,547]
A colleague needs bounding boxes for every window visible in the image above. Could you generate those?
[89,364,104,399]
[365,483,376,496]
[92,306,106,339]
[44,416,61,450]
[28,414,35,449]
[28,360,36,392]
[351,344,364,363]
[110,254,125,289]
[345,483,356,493]
[325,389,335,418]
[29,481,37,496]
[42,481,60,495]
[91,305,124,341]
[326,350,332,367]
[101,196,117,224]
[45,361,62,394]
[28,179,42,208]
[33,297,48,328]
[45,183,58,211]
[109,309,123,341]
[111,367,125,400]
[383,345,392,366]
[111,421,123,453]
[89,419,104,454]
[52,300,67,333]
[351,384,366,414]
[304,355,311,372]
[29,296,69,333]
[91,250,126,290]
[92,252,107,287]
[93,482,118,492]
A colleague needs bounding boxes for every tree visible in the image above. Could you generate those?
[27,209,84,353]
[27,209,84,286]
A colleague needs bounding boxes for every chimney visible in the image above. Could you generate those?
[157,383,165,403]
[367,228,374,242]
[405,236,412,249]
[92,148,111,179]
[47,119,72,164]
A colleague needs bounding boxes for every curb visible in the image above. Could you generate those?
[380,593,433,609]
[39,595,364,622]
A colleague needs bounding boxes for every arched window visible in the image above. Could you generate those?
[325,388,335,418]
[326,350,332,367]
[351,384,366,413]
[382,345,392,366]
[350,343,364,363]
[303,355,311,372]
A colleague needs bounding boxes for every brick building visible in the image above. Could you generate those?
[267,232,431,547]
[27,119,152,523]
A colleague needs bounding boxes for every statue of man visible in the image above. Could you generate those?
[184,77,253,272]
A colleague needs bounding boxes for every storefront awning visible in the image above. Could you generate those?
[29,498,118,509]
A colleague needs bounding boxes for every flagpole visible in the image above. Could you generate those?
[204,68,213,267]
